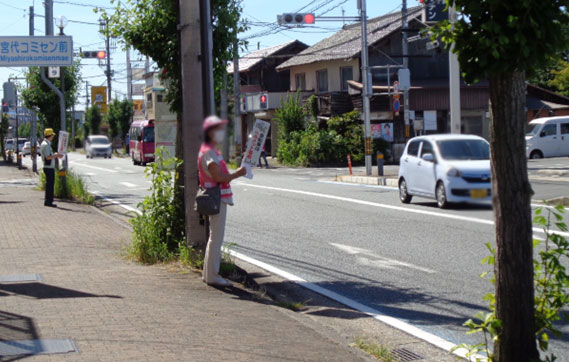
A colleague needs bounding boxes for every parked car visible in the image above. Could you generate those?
[398,135,491,208]
[22,141,41,156]
[526,116,569,159]
[85,135,112,159]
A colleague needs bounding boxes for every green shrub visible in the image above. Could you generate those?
[129,148,184,264]
[39,168,94,204]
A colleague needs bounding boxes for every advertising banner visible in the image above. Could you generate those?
[371,123,393,142]
[241,119,270,179]
[91,86,107,113]
[57,131,69,155]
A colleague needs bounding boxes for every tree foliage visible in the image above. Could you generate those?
[20,61,82,135]
[85,106,103,136]
[107,98,133,146]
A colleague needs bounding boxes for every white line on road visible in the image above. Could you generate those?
[233,182,569,238]
[317,180,398,191]
[228,249,479,361]
[329,243,436,274]
[69,162,118,173]
[119,182,138,188]
[92,191,142,215]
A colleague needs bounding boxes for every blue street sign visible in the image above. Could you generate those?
[393,99,401,112]
[0,36,73,67]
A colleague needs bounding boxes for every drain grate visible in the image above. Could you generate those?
[0,274,43,283]
[392,348,424,361]
[0,339,78,357]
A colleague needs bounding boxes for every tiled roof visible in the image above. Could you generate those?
[227,40,301,74]
[276,7,422,70]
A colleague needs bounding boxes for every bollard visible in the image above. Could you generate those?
[347,154,353,175]
[376,152,384,176]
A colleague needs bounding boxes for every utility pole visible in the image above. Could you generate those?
[402,0,410,139]
[179,0,211,247]
[14,84,21,169]
[220,71,229,160]
[85,81,90,108]
[126,46,132,101]
[29,5,38,172]
[359,0,372,176]
[102,19,112,103]
[448,4,461,134]
[233,41,242,161]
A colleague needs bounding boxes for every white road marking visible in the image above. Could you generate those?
[233,182,569,238]
[92,191,142,215]
[317,180,399,191]
[69,162,118,173]
[228,249,480,361]
[329,243,436,274]
[119,182,138,188]
[84,172,97,176]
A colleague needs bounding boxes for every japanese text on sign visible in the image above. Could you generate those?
[424,0,447,23]
[241,119,270,179]
[0,36,73,67]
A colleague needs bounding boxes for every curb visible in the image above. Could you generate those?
[337,175,398,187]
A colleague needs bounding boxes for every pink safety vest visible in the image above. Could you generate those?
[198,143,233,200]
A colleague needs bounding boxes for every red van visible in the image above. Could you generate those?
[129,120,155,165]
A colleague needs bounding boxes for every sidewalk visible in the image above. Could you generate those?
[0,164,374,361]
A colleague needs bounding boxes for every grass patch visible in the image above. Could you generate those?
[38,168,95,204]
[354,337,398,362]
[275,300,306,312]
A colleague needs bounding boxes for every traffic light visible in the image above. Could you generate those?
[260,94,268,110]
[278,13,316,25]
[82,50,106,59]
[2,102,8,113]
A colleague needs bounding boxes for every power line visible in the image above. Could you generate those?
[53,0,114,10]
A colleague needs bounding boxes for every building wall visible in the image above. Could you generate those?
[289,58,360,93]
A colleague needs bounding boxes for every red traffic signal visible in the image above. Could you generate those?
[260,94,268,109]
[304,13,315,24]
[278,13,316,25]
[97,51,106,59]
[81,50,107,59]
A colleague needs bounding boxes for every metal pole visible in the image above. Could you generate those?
[233,41,242,161]
[30,6,38,172]
[402,0,410,139]
[14,85,21,169]
[71,102,75,151]
[126,46,132,101]
[105,20,112,103]
[359,0,372,176]
[45,0,53,36]
[449,4,461,134]
[220,70,229,160]
[179,0,207,247]
[85,81,89,108]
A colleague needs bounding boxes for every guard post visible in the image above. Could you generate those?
[376,152,384,176]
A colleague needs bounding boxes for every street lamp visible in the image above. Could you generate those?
[56,15,68,35]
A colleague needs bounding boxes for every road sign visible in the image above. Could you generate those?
[0,36,73,67]
[48,66,60,78]
[422,0,448,23]
[393,99,401,113]
[91,86,107,113]
[398,69,411,91]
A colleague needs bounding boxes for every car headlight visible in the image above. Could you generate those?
[447,168,463,177]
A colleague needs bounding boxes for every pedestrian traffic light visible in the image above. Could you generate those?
[260,94,268,110]
[81,50,106,59]
[2,102,8,113]
[277,13,316,25]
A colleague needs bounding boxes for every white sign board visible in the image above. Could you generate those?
[241,119,270,179]
[0,36,73,67]
[155,119,177,162]
[48,66,60,78]
[424,110,438,131]
[57,131,69,155]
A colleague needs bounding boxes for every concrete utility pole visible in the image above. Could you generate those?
[448,4,461,134]
[85,81,90,108]
[220,71,229,160]
[14,85,21,169]
[29,5,38,172]
[359,0,372,176]
[179,0,214,247]
[104,19,112,103]
[126,46,132,101]
[233,41,242,161]
[200,0,215,115]
[402,0,410,139]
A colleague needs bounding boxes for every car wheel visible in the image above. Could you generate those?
[436,182,449,209]
[530,150,543,159]
[399,178,412,204]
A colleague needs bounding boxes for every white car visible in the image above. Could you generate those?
[525,116,569,159]
[398,135,492,208]
[22,141,41,156]
[85,135,112,159]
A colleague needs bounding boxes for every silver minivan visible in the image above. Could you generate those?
[526,116,569,159]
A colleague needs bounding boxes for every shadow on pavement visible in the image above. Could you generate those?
[0,283,121,300]
[0,310,38,362]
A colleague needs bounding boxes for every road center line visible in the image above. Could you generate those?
[69,162,118,173]
[233,182,569,238]
[120,182,138,188]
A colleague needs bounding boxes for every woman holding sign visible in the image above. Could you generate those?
[198,116,247,287]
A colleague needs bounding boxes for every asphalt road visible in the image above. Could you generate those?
[21,152,569,358]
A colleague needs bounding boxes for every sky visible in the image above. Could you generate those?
[0,0,420,111]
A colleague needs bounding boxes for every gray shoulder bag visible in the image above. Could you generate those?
[194,186,221,215]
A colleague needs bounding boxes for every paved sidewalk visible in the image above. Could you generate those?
[0,165,374,361]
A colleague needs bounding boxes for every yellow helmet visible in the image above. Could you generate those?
[44,128,55,137]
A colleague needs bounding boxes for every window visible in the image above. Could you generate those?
[407,140,420,157]
[541,124,557,137]
[340,66,353,91]
[146,93,153,109]
[316,69,328,93]
[295,73,306,90]
[436,140,490,161]
[560,122,569,134]
[420,141,434,158]
[157,94,164,103]
[143,127,155,143]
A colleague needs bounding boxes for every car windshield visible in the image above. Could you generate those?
[143,127,154,143]
[18,139,26,145]
[91,137,109,145]
[526,123,541,136]
[436,139,490,161]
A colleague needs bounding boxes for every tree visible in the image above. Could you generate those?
[435,2,569,360]
[107,98,133,152]
[0,113,9,160]
[86,106,103,136]
[100,0,247,244]
[547,60,569,96]
[20,61,82,136]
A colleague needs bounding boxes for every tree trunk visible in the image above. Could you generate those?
[489,71,538,361]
